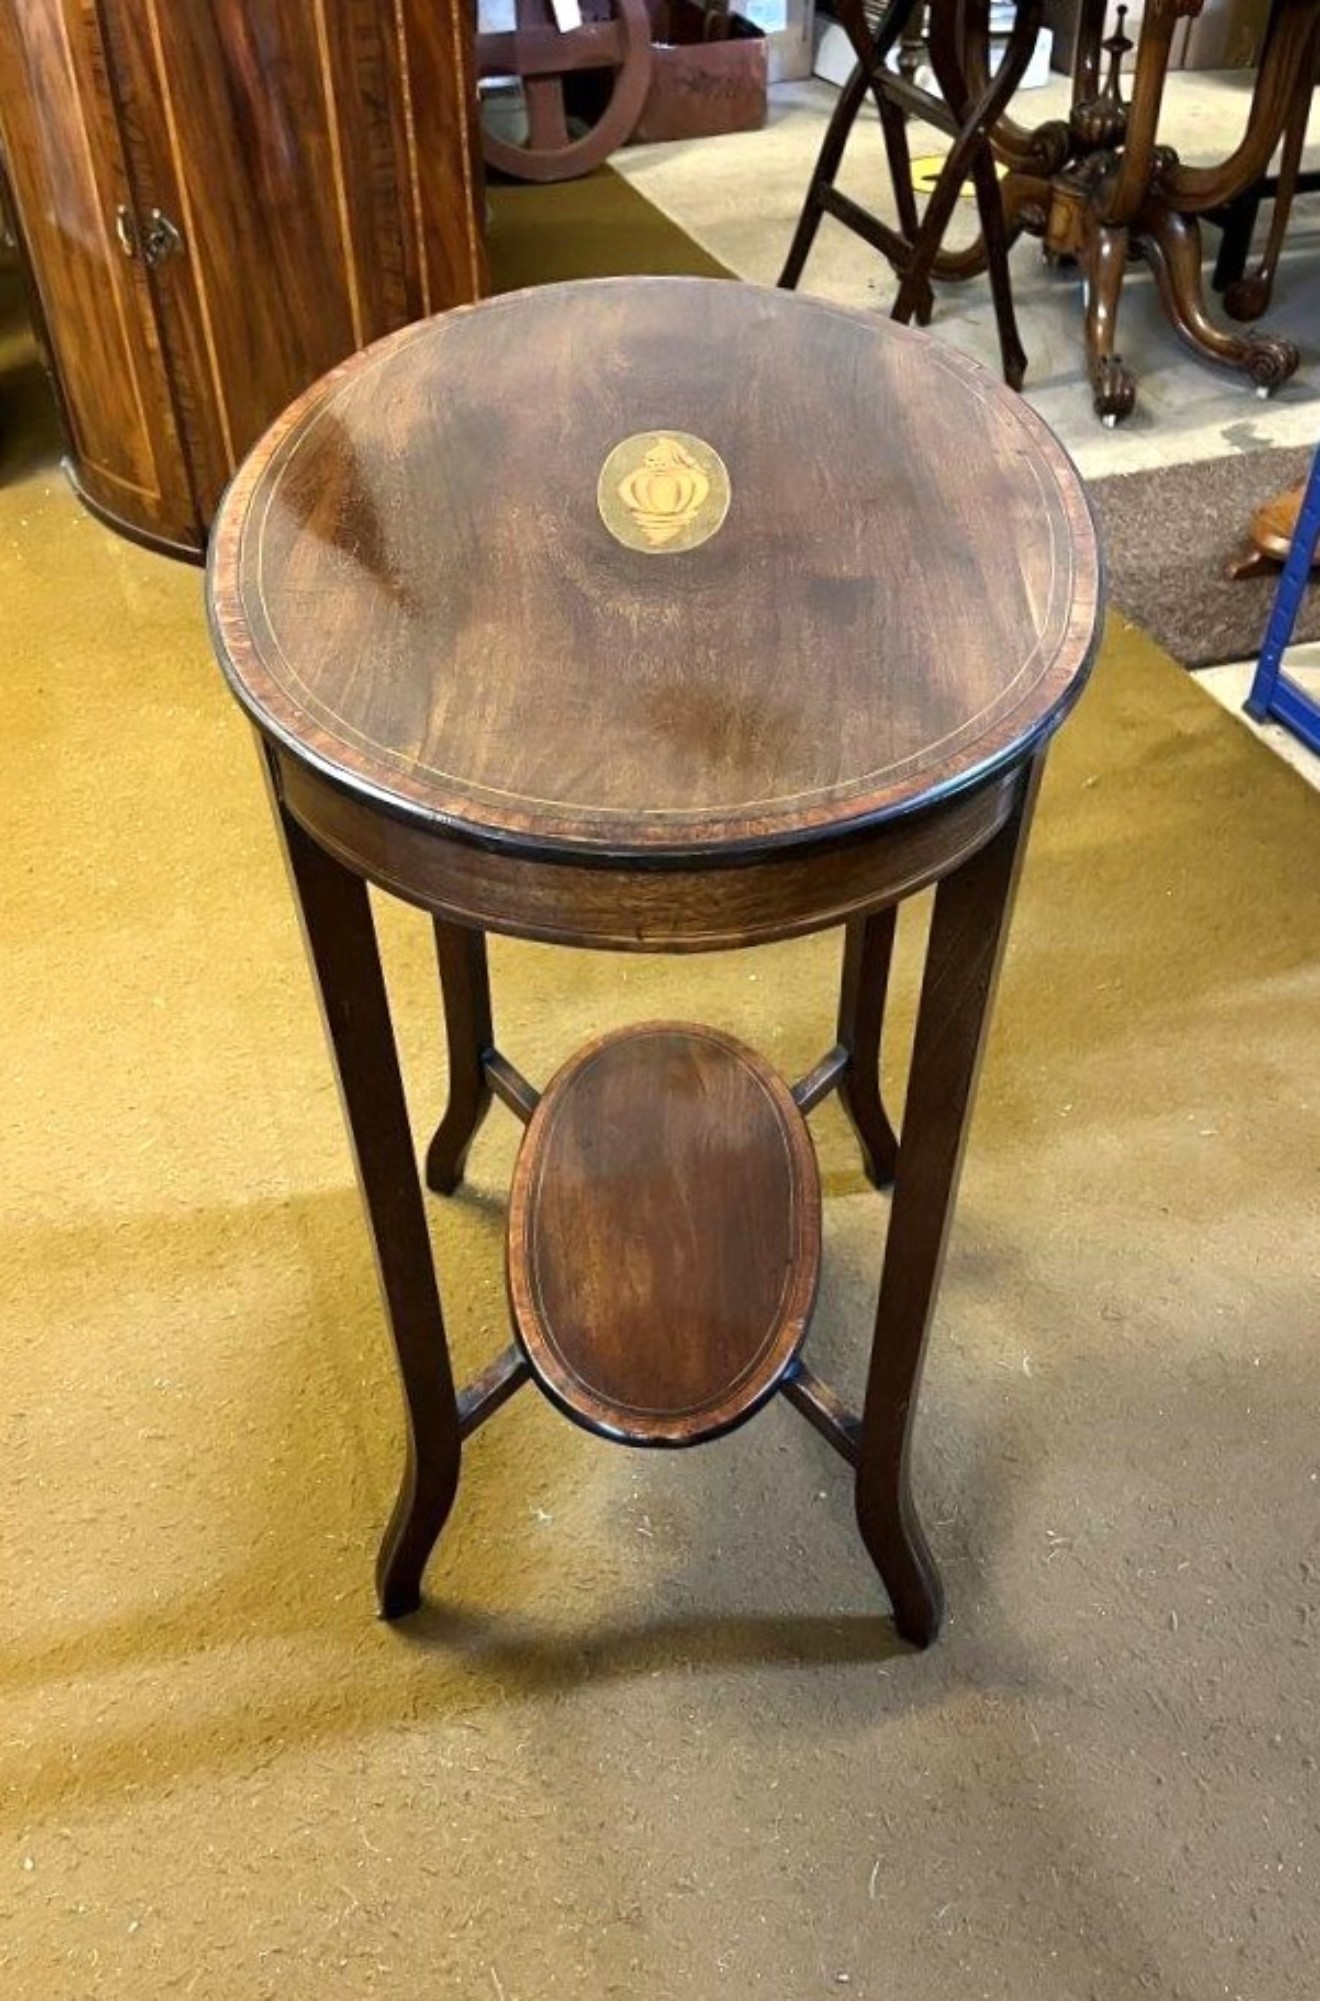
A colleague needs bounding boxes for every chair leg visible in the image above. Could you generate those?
[779,0,925,292]
[779,59,872,290]
[1223,60,1313,324]
[1212,188,1264,297]
[892,0,1038,386]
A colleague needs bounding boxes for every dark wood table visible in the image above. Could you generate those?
[206,277,1102,1648]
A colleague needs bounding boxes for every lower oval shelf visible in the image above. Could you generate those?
[507,1021,822,1446]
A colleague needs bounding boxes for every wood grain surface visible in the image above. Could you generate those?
[0,0,486,552]
[507,1023,821,1446]
[208,276,1102,860]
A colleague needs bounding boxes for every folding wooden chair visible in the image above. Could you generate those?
[780,0,1047,390]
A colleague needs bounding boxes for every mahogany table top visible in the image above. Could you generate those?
[207,277,1102,862]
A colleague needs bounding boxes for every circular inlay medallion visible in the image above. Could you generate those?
[597,430,731,555]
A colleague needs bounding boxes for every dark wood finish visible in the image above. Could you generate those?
[508,1024,821,1445]
[209,278,1103,1639]
[856,756,1042,1647]
[0,0,198,545]
[1005,0,1311,421]
[271,746,1027,952]
[208,279,1099,858]
[780,0,1044,390]
[1212,0,1320,322]
[483,1052,542,1123]
[426,921,495,1195]
[783,0,1313,424]
[260,743,463,1622]
[457,1344,532,1439]
[791,1044,851,1113]
[0,0,485,552]
[836,910,900,1190]
[781,1359,862,1467]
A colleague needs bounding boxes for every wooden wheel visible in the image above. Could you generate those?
[477,0,653,184]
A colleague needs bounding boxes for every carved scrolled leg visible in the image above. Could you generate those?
[1138,200,1299,396]
[855,760,1044,1647]
[835,909,900,1190]
[1082,221,1136,425]
[425,920,495,1195]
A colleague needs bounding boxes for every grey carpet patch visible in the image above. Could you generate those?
[1088,444,1319,669]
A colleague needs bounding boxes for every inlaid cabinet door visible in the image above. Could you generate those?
[103,0,486,524]
[0,0,202,551]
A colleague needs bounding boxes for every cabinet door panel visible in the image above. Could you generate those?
[0,0,200,548]
[113,0,360,509]
[108,0,485,523]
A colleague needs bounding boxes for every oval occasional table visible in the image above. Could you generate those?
[206,276,1102,1648]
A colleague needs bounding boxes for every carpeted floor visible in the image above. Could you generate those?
[3,191,1319,1999]
[488,172,732,289]
[1089,446,1320,669]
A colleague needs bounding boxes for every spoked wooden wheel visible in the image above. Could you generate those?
[477,0,653,184]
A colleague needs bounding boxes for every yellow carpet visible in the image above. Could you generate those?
[2,209,1318,1998]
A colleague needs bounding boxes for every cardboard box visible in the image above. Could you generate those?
[739,0,815,83]
[631,0,769,141]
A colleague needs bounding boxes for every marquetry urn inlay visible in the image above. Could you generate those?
[597,431,731,554]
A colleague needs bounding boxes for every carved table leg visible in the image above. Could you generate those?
[264,749,463,1619]
[1138,201,1300,396]
[1082,220,1137,426]
[836,910,900,1189]
[425,920,495,1195]
[855,757,1043,1646]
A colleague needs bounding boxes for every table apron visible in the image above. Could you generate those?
[270,748,1025,952]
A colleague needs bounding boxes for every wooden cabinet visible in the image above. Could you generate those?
[0,0,485,555]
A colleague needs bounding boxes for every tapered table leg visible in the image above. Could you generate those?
[836,910,900,1188]
[855,756,1044,1645]
[425,920,495,1195]
[264,750,462,1619]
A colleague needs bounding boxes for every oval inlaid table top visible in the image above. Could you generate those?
[208,277,1102,861]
